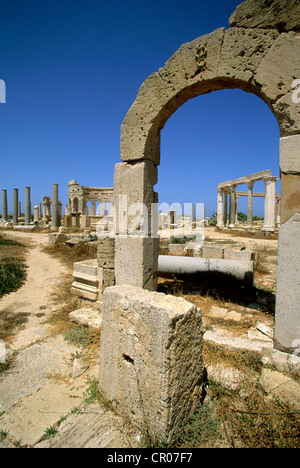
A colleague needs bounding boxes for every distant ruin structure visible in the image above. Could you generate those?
[68,180,114,228]
[217,170,281,231]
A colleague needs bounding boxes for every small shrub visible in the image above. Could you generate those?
[0,257,27,298]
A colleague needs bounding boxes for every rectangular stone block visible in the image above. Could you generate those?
[280,135,300,174]
[275,213,300,353]
[115,236,159,291]
[114,161,158,237]
[99,285,204,443]
[224,249,255,261]
[97,237,115,269]
[202,244,224,259]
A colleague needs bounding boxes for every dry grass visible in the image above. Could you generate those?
[43,241,97,269]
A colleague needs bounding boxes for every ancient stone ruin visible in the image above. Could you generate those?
[96,0,300,442]
[217,170,281,231]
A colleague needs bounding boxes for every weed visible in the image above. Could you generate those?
[43,425,58,440]
[0,257,27,298]
[84,377,114,411]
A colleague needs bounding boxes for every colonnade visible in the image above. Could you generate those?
[1,184,61,228]
[217,171,280,232]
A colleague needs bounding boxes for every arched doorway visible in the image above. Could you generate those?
[113,24,300,353]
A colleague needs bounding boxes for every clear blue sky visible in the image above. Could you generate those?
[0,0,280,217]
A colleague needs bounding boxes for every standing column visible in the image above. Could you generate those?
[223,190,228,226]
[262,177,277,232]
[229,186,236,227]
[52,184,59,228]
[25,187,31,225]
[246,182,254,227]
[217,189,224,227]
[34,206,39,222]
[13,188,19,225]
[1,189,8,221]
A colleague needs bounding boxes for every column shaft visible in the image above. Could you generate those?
[1,190,8,221]
[13,188,19,225]
[25,187,31,225]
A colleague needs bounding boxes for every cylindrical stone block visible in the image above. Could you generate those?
[25,187,31,225]
[13,188,19,225]
[1,190,8,221]
[52,183,59,228]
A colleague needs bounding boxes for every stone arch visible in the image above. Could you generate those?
[114,3,300,353]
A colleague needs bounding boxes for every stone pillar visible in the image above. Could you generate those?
[113,160,159,291]
[229,186,236,227]
[13,188,19,225]
[39,203,42,219]
[217,189,224,227]
[52,184,59,228]
[34,205,39,222]
[99,285,204,443]
[235,195,239,224]
[262,177,277,232]
[18,202,21,219]
[223,191,228,226]
[1,190,8,221]
[275,135,300,353]
[90,201,96,216]
[276,197,281,225]
[246,182,254,227]
[25,187,31,225]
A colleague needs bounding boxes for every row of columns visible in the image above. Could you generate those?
[1,184,61,228]
[217,176,279,231]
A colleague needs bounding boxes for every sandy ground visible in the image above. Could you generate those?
[0,227,280,448]
[0,231,105,447]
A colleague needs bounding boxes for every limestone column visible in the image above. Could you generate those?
[262,177,277,232]
[13,188,19,225]
[52,184,59,228]
[229,186,236,227]
[1,190,8,221]
[235,195,239,224]
[246,182,254,227]
[34,205,39,222]
[217,189,224,227]
[18,202,21,219]
[276,197,281,225]
[25,187,31,225]
[90,201,96,216]
[223,190,228,226]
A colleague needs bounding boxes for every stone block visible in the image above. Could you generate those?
[179,27,224,83]
[72,259,102,301]
[219,27,278,83]
[280,174,300,224]
[97,237,115,269]
[224,248,255,261]
[69,307,101,329]
[280,135,300,174]
[115,236,159,291]
[229,0,300,33]
[274,89,300,136]
[99,285,204,443]
[202,244,224,259]
[113,161,158,236]
[254,32,300,103]
[275,213,300,353]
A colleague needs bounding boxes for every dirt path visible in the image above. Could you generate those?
[0,231,69,350]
